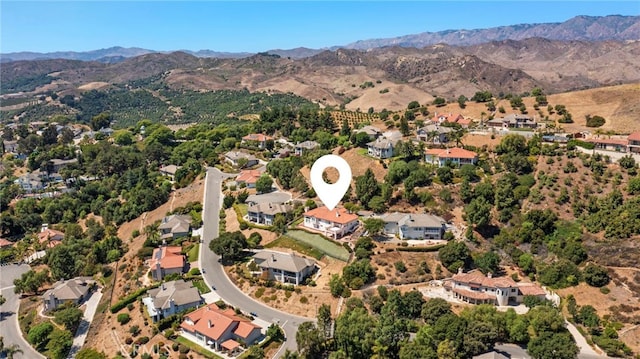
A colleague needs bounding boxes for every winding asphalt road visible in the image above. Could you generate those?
[0,264,45,359]
[199,167,313,358]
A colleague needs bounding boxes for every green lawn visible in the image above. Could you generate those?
[191,279,211,294]
[284,230,350,261]
[235,203,248,217]
[175,336,222,359]
[188,244,199,262]
[265,236,324,260]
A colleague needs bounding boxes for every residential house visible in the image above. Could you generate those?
[416,124,453,144]
[303,206,359,239]
[43,277,95,311]
[236,169,263,189]
[98,127,115,137]
[252,250,317,285]
[273,148,291,159]
[354,125,381,139]
[158,215,192,240]
[380,212,447,240]
[247,203,292,225]
[431,113,472,128]
[143,280,203,322]
[180,303,262,354]
[149,246,186,280]
[51,158,78,172]
[367,137,398,159]
[425,147,478,167]
[444,269,546,306]
[241,133,273,149]
[486,114,537,129]
[473,351,509,359]
[585,138,628,152]
[3,140,19,154]
[38,224,64,248]
[14,171,45,193]
[224,151,259,168]
[294,140,320,156]
[628,132,640,154]
[160,165,181,181]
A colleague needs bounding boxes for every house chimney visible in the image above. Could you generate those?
[457,267,463,274]
[487,272,492,278]
[272,254,276,262]
[208,320,212,328]
[41,223,48,232]
[156,262,162,281]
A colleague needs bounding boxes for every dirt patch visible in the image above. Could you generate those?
[77,82,111,91]
[225,207,278,246]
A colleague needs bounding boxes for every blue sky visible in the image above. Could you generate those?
[2,1,639,53]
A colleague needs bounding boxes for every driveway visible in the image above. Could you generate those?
[200,167,313,358]
[0,264,44,359]
[67,288,103,358]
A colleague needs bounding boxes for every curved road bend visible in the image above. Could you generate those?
[0,263,45,359]
[200,167,313,358]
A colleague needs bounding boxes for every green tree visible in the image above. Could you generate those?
[0,295,5,306]
[255,174,273,193]
[0,336,23,359]
[527,331,578,359]
[335,307,377,359]
[399,116,410,136]
[209,231,248,261]
[363,218,385,236]
[27,322,53,350]
[75,348,108,359]
[317,303,333,339]
[329,274,345,298]
[474,251,501,275]
[54,306,84,332]
[438,241,471,273]
[583,263,610,287]
[437,166,453,184]
[421,298,452,325]
[14,269,49,295]
[90,112,111,131]
[464,196,492,228]
[457,95,467,109]
[46,329,74,359]
[296,322,325,359]
[355,169,379,208]
[244,345,265,359]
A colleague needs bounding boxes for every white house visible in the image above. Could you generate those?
[303,206,359,239]
[144,280,203,322]
[380,212,447,240]
[425,147,478,167]
[252,250,317,285]
[445,269,546,306]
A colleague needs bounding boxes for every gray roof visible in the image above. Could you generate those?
[247,203,292,216]
[160,164,181,175]
[158,214,192,233]
[295,140,320,150]
[355,125,381,136]
[225,151,257,162]
[472,351,509,359]
[253,250,316,273]
[147,279,202,310]
[43,277,94,301]
[367,137,396,150]
[417,124,454,134]
[51,158,78,166]
[381,212,446,229]
[489,114,536,125]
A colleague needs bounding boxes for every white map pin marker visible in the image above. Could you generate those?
[310,154,352,211]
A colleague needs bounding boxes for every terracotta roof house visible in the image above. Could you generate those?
[294,140,320,156]
[160,165,181,180]
[380,212,447,240]
[247,203,292,226]
[241,133,273,149]
[629,132,640,154]
[144,279,203,322]
[180,303,262,355]
[158,214,192,240]
[149,246,186,280]
[252,250,317,285]
[303,206,359,239]
[487,114,537,129]
[38,225,64,248]
[224,151,259,168]
[236,169,263,188]
[432,113,472,127]
[425,147,478,167]
[416,124,454,144]
[43,277,95,311]
[445,269,546,306]
[585,137,629,152]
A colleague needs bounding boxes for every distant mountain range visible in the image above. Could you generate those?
[2,15,638,62]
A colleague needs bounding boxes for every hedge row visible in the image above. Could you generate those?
[396,244,446,253]
[110,283,160,313]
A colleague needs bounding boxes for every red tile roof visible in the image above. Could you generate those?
[432,113,465,124]
[236,170,262,184]
[628,132,640,142]
[452,287,494,301]
[150,246,184,270]
[304,206,359,225]
[452,270,517,288]
[585,138,628,146]
[425,147,478,159]
[180,303,260,341]
[38,228,64,243]
[221,339,240,351]
[0,238,14,248]
[242,134,272,142]
[517,284,546,296]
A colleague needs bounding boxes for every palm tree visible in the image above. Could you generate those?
[0,337,24,359]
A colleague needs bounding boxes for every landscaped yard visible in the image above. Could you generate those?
[175,335,222,359]
[284,230,350,261]
[191,278,211,294]
[187,244,199,262]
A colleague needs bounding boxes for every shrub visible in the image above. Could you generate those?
[172,342,179,351]
[394,261,407,273]
[117,313,130,325]
[129,325,141,336]
[127,303,134,311]
[164,329,175,339]
[586,115,605,128]
[583,263,610,287]
[188,268,201,276]
[125,337,133,345]
[179,344,190,354]
[135,336,149,345]
[111,284,159,313]
[300,296,309,304]
[600,286,611,295]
